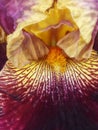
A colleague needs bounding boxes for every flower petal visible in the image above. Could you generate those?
[2,0,56,67]
[57,0,98,42]
[57,0,98,59]
[24,7,77,45]
[7,4,78,66]
[7,31,49,68]
[0,0,54,34]
[6,0,98,63]
[0,50,98,129]
[57,30,80,58]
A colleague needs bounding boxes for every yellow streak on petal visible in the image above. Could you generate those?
[46,46,67,73]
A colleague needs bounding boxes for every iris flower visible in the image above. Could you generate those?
[0,0,98,130]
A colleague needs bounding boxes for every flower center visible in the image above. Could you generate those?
[46,46,66,73]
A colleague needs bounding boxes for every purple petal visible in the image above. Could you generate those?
[0,6,14,34]
[0,0,35,34]
[0,51,98,130]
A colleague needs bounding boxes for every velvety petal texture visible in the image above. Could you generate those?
[0,51,98,130]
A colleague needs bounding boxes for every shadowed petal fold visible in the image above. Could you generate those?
[0,26,6,43]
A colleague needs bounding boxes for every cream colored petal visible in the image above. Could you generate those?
[7,0,53,68]
[57,30,95,60]
[7,31,49,68]
[57,0,98,42]
[24,7,78,45]
[57,30,80,58]
[33,0,54,12]
[7,0,98,64]
[16,0,54,25]
[7,3,78,67]
[57,0,98,59]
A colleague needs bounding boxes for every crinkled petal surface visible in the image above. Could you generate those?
[7,31,49,68]
[6,0,98,68]
[58,0,98,41]
[57,0,98,59]
[0,51,98,130]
